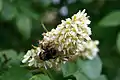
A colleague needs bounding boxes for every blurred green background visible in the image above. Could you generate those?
[0,0,120,80]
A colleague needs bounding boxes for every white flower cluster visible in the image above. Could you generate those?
[22,9,99,69]
[43,9,99,59]
[22,47,44,67]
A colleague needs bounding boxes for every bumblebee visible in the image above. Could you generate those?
[37,41,57,61]
[39,48,57,61]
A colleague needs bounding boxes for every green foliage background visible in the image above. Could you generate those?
[0,0,120,80]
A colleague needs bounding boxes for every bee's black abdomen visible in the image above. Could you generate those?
[39,48,57,61]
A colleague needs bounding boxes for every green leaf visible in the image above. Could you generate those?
[73,71,88,80]
[48,69,64,80]
[77,56,102,79]
[114,68,120,80]
[61,61,77,77]
[0,49,20,65]
[93,75,107,80]
[29,74,51,80]
[1,49,17,60]
[17,52,25,61]
[0,0,3,11]
[16,14,32,39]
[20,7,39,20]
[1,2,17,20]
[117,32,120,53]
[0,49,17,61]
[80,0,93,4]
[99,11,120,27]
[0,51,5,62]
[39,0,52,7]
[1,65,32,80]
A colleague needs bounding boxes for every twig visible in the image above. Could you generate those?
[41,23,48,32]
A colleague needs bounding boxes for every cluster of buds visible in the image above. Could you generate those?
[22,9,99,69]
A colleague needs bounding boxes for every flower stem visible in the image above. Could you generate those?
[42,68,55,80]
[45,69,55,80]
[41,23,48,32]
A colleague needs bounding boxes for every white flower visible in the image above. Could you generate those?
[42,9,99,60]
[22,50,34,63]
[84,40,99,60]
[28,58,36,66]
[22,47,44,67]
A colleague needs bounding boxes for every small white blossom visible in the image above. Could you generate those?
[22,47,45,67]
[84,40,99,60]
[22,50,34,63]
